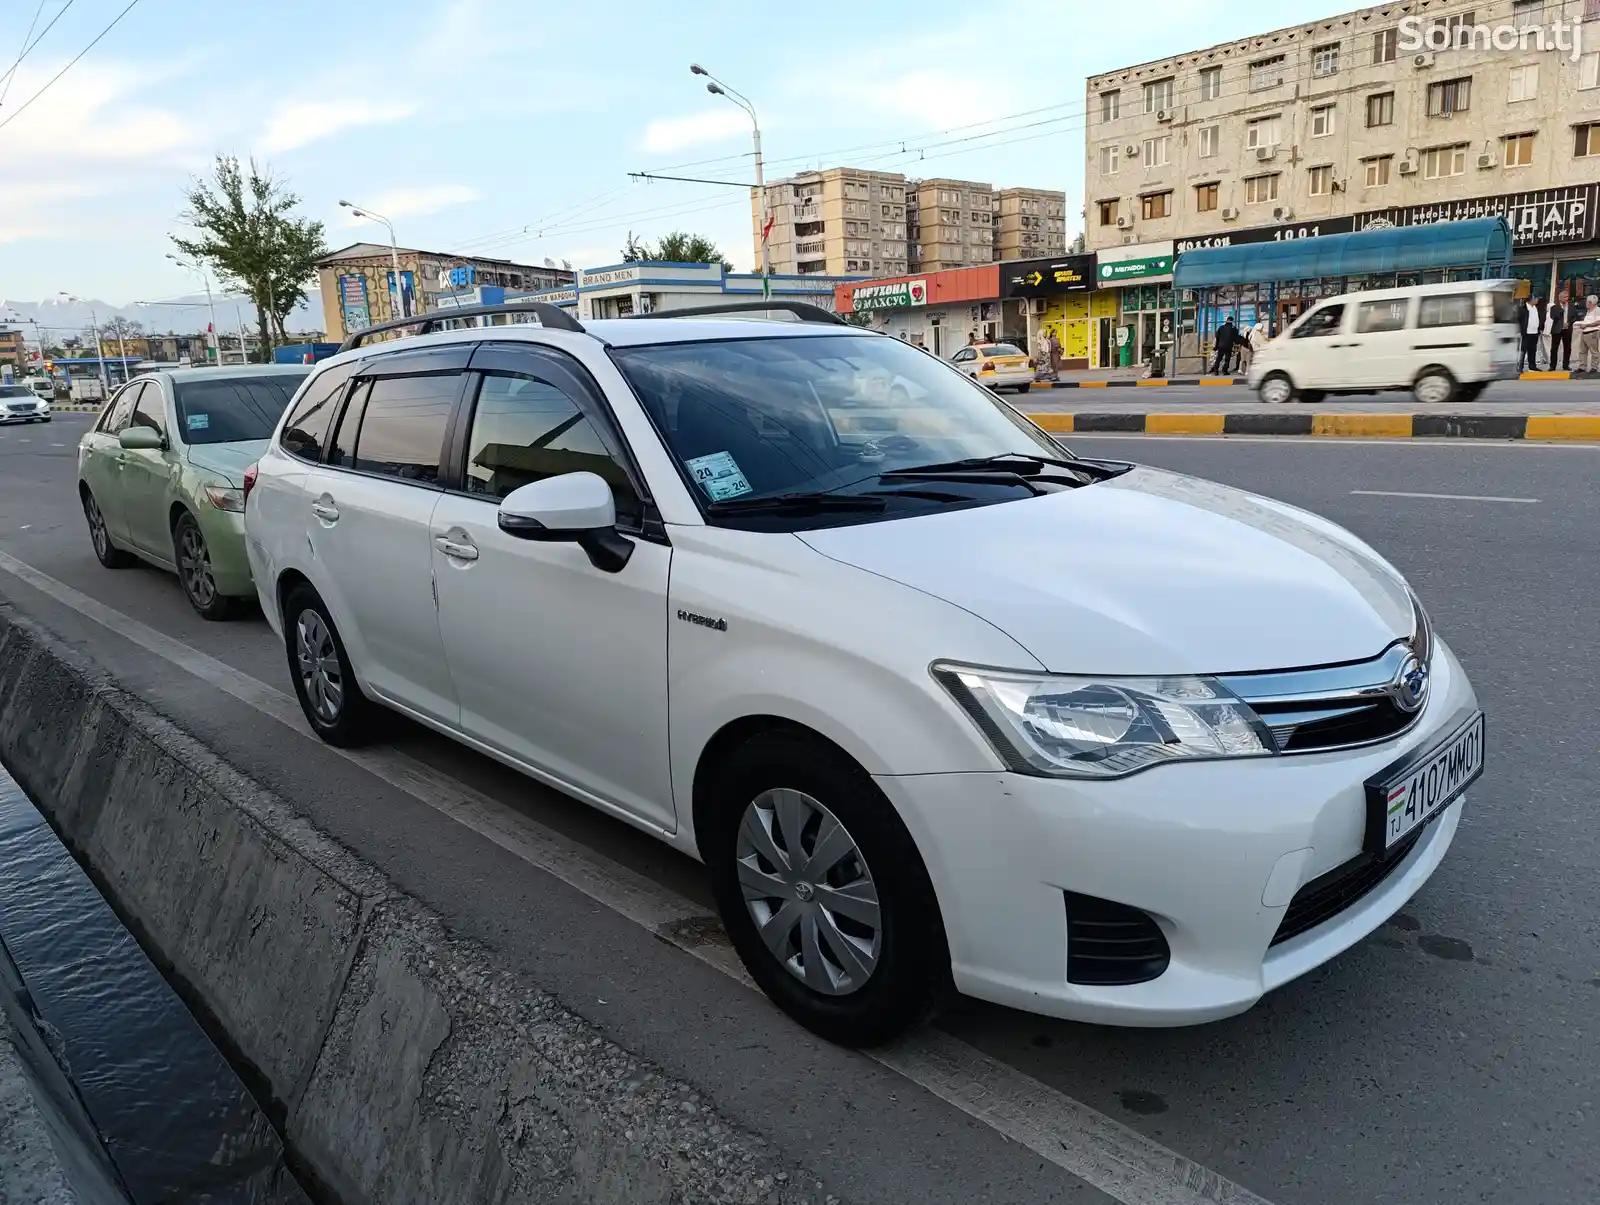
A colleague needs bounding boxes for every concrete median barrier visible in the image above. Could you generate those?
[0,607,834,1205]
[1025,411,1600,440]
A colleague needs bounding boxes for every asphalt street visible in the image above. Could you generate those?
[1,413,1596,1205]
[1024,377,1600,413]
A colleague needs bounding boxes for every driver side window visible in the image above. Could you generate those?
[99,381,144,434]
[130,383,167,435]
[1292,304,1346,339]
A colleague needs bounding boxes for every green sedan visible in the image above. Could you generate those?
[77,366,311,619]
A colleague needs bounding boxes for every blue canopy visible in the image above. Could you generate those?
[1174,217,1513,288]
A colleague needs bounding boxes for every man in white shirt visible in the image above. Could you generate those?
[1577,295,1600,376]
[1520,297,1545,373]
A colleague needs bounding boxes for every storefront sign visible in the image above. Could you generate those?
[436,265,479,290]
[338,274,370,333]
[1353,185,1598,248]
[1098,255,1172,283]
[518,288,577,306]
[1177,218,1357,255]
[850,279,928,311]
[1004,254,1096,297]
[579,265,641,287]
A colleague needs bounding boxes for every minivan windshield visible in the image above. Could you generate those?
[611,334,1075,518]
[173,372,309,445]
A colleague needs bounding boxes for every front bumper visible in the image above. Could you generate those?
[1,403,50,422]
[875,638,1477,1026]
[193,503,255,596]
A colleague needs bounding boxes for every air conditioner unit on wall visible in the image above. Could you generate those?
[1155,108,1174,123]
[1398,158,1419,174]
[1255,145,1276,161]
[1478,153,1496,169]
[1125,144,1139,158]
[1221,206,1240,220]
[1116,215,1134,229]
[1273,206,1295,221]
[1413,52,1435,68]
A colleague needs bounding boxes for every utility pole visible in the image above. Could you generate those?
[339,201,408,318]
[166,254,221,363]
[690,64,770,295]
[59,294,108,392]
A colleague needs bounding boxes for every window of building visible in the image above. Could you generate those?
[1249,55,1285,91]
[1311,104,1335,137]
[1431,12,1476,48]
[1245,115,1281,149]
[1511,0,1544,18]
[1195,182,1220,212]
[1508,64,1538,102]
[1308,165,1333,195]
[1141,191,1173,220]
[1312,43,1340,77]
[1503,132,1535,167]
[1374,27,1399,64]
[1244,173,1280,204]
[1143,134,1171,166]
[1366,91,1395,127]
[350,374,458,484]
[1101,89,1121,121]
[1198,124,1220,157]
[1421,144,1468,178]
[1576,123,1600,157]
[1364,155,1393,187]
[1199,66,1222,101]
[1098,199,1120,226]
[1144,77,1175,112]
[1427,77,1472,116]
[1582,52,1600,90]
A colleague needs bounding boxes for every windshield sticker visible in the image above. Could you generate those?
[186,413,210,431]
[684,450,752,502]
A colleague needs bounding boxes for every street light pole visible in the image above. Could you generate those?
[339,201,407,318]
[690,64,769,292]
[60,293,108,392]
[167,254,221,364]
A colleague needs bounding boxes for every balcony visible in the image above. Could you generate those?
[793,203,820,221]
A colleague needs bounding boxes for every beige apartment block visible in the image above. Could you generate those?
[755,168,910,277]
[992,186,1069,260]
[907,178,999,271]
[1083,0,1600,264]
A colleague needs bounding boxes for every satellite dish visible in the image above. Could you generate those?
[543,257,556,268]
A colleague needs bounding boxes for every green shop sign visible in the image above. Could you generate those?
[850,278,928,311]
[1098,256,1173,283]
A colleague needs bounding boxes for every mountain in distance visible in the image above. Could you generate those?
[0,292,327,340]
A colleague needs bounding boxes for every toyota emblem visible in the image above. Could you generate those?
[1392,652,1430,713]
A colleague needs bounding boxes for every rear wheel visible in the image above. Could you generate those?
[704,731,951,1046]
[1413,367,1457,405]
[81,488,133,568]
[1457,381,1486,402]
[284,584,375,746]
[1298,390,1327,405]
[1258,372,1295,404]
[1012,383,1031,394]
[173,513,233,620]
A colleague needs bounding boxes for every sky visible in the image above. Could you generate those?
[0,0,1346,325]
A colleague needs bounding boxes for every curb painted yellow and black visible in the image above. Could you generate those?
[1025,411,1600,440]
[1030,370,1581,389]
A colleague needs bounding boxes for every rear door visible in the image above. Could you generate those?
[305,346,470,726]
[1350,296,1415,388]
[1414,291,1491,380]
[119,380,178,558]
[81,381,143,544]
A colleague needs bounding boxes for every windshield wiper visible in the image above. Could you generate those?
[703,491,889,516]
[881,452,1097,479]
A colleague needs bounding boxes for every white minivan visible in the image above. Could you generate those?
[245,300,1482,1045]
[1248,278,1522,404]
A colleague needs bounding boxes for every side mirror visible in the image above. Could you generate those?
[118,426,164,451]
[497,472,633,573]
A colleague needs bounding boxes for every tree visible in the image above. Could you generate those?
[619,230,731,272]
[842,309,874,328]
[172,156,327,356]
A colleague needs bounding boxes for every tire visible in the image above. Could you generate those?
[1457,381,1486,402]
[1012,383,1031,394]
[1258,372,1295,404]
[81,488,134,568]
[704,731,951,1046]
[172,512,233,620]
[1298,390,1327,405]
[1413,367,1457,405]
[283,584,375,746]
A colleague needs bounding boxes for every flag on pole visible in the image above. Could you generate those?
[760,213,776,299]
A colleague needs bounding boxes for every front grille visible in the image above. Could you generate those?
[1271,829,1421,946]
[1064,892,1171,985]
[1221,642,1422,755]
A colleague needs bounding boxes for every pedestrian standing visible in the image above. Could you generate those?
[1210,318,1238,376]
[1047,329,1064,381]
[1519,296,1544,372]
[1577,295,1600,375]
[1550,289,1573,373]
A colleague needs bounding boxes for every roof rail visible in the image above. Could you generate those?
[337,301,587,352]
[626,300,847,326]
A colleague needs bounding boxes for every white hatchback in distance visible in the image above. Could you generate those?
[245,302,1483,1046]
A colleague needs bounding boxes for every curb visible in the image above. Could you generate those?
[1028,371,1581,389]
[1025,411,1600,440]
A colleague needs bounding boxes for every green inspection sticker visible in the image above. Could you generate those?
[684,450,752,501]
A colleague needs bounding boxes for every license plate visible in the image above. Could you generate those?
[1364,712,1484,854]
[995,358,1026,369]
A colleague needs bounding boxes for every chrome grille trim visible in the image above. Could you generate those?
[1220,641,1424,754]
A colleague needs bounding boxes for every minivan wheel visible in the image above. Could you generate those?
[284,584,374,746]
[173,513,232,620]
[1258,372,1295,404]
[705,732,951,1046]
[82,489,133,568]
[1414,367,1457,405]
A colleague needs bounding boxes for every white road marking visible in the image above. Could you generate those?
[0,548,1275,1205]
[1349,489,1539,504]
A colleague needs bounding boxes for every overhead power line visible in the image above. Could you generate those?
[0,0,77,96]
[0,0,141,133]
[0,0,48,109]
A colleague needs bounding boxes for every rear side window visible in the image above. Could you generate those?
[350,374,458,484]
[281,363,356,462]
[1417,294,1477,329]
[1491,292,1520,326]
[1356,299,1409,333]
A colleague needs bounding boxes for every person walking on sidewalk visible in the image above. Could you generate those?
[1576,295,1600,376]
[1210,318,1238,376]
[1239,319,1267,375]
[1519,296,1545,372]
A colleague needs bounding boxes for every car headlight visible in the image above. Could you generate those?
[202,485,245,513]
[934,664,1274,779]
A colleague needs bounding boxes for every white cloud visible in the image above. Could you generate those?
[339,185,483,225]
[640,109,751,154]
[259,98,419,153]
[0,61,204,164]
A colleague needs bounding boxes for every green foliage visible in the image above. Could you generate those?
[842,309,874,328]
[620,229,732,272]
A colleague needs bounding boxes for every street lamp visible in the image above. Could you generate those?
[689,64,769,289]
[339,200,408,318]
[59,293,109,391]
[166,254,222,364]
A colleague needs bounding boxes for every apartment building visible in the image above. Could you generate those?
[992,187,1070,260]
[756,168,911,277]
[907,178,1001,271]
[1083,0,1600,297]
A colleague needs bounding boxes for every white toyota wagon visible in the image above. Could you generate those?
[244,301,1483,1046]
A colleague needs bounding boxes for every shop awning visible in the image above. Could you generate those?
[1174,217,1513,288]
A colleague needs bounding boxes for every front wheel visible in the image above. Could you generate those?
[1012,383,1031,394]
[704,732,951,1046]
[1457,381,1486,402]
[173,513,233,620]
[1258,372,1295,405]
[1413,367,1457,405]
[82,488,134,568]
[283,584,375,746]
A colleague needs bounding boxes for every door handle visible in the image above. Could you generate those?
[311,500,339,522]
[434,536,479,562]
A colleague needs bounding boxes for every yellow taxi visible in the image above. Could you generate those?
[950,342,1033,393]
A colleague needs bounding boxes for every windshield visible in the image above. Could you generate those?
[173,373,308,445]
[610,334,1074,523]
[0,386,33,398]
